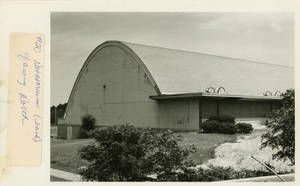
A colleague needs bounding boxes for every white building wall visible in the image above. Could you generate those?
[65,45,160,128]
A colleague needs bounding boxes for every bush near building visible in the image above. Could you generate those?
[79,114,96,138]
[235,123,253,134]
[202,115,253,134]
[208,115,235,123]
[202,120,237,134]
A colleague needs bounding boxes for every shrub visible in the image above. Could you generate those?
[220,122,237,134]
[78,124,196,181]
[165,166,274,181]
[202,120,236,134]
[208,115,235,123]
[235,123,253,134]
[81,114,95,131]
[79,129,94,138]
[203,116,255,134]
[261,89,295,165]
[79,114,96,138]
[201,120,219,133]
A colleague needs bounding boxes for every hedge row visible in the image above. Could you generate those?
[202,115,253,134]
[202,120,237,134]
[168,166,279,182]
[208,115,235,123]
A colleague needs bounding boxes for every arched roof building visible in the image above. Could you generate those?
[58,41,294,139]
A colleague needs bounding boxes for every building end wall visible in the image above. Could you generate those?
[158,99,199,130]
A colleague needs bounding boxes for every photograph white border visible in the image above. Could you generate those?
[0,0,299,185]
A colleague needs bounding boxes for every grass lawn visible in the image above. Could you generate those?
[51,138,94,173]
[51,132,237,174]
[177,132,237,164]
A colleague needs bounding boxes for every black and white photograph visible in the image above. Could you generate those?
[48,12,294,182]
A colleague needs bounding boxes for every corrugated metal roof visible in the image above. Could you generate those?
[122,41,294,97]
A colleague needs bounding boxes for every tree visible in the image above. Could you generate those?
[261,89,295,165]
[50,106,56,125]
[78,124,196,181]
[56,103,68,118]
[50,102,68,125]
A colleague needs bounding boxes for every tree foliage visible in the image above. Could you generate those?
[50,103,68,125]
[175,166,275,181]
[78,124,196,181]
[79,114,96,138]
[50,106,56,124]
[261,89,295,165]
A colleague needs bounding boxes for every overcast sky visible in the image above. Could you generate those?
[51,12,294,106]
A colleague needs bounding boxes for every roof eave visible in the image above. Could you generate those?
[149,92,282,101]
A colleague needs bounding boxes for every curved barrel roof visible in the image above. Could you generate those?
[122,41,294,97]
[67,40,294,115]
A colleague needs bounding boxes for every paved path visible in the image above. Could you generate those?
[50,168,81,181]
[219,173,294,182]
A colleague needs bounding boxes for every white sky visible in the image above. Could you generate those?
[51,12,294,106]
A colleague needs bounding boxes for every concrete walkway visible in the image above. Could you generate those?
[50,168,82,181]
[219,173,295,182]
